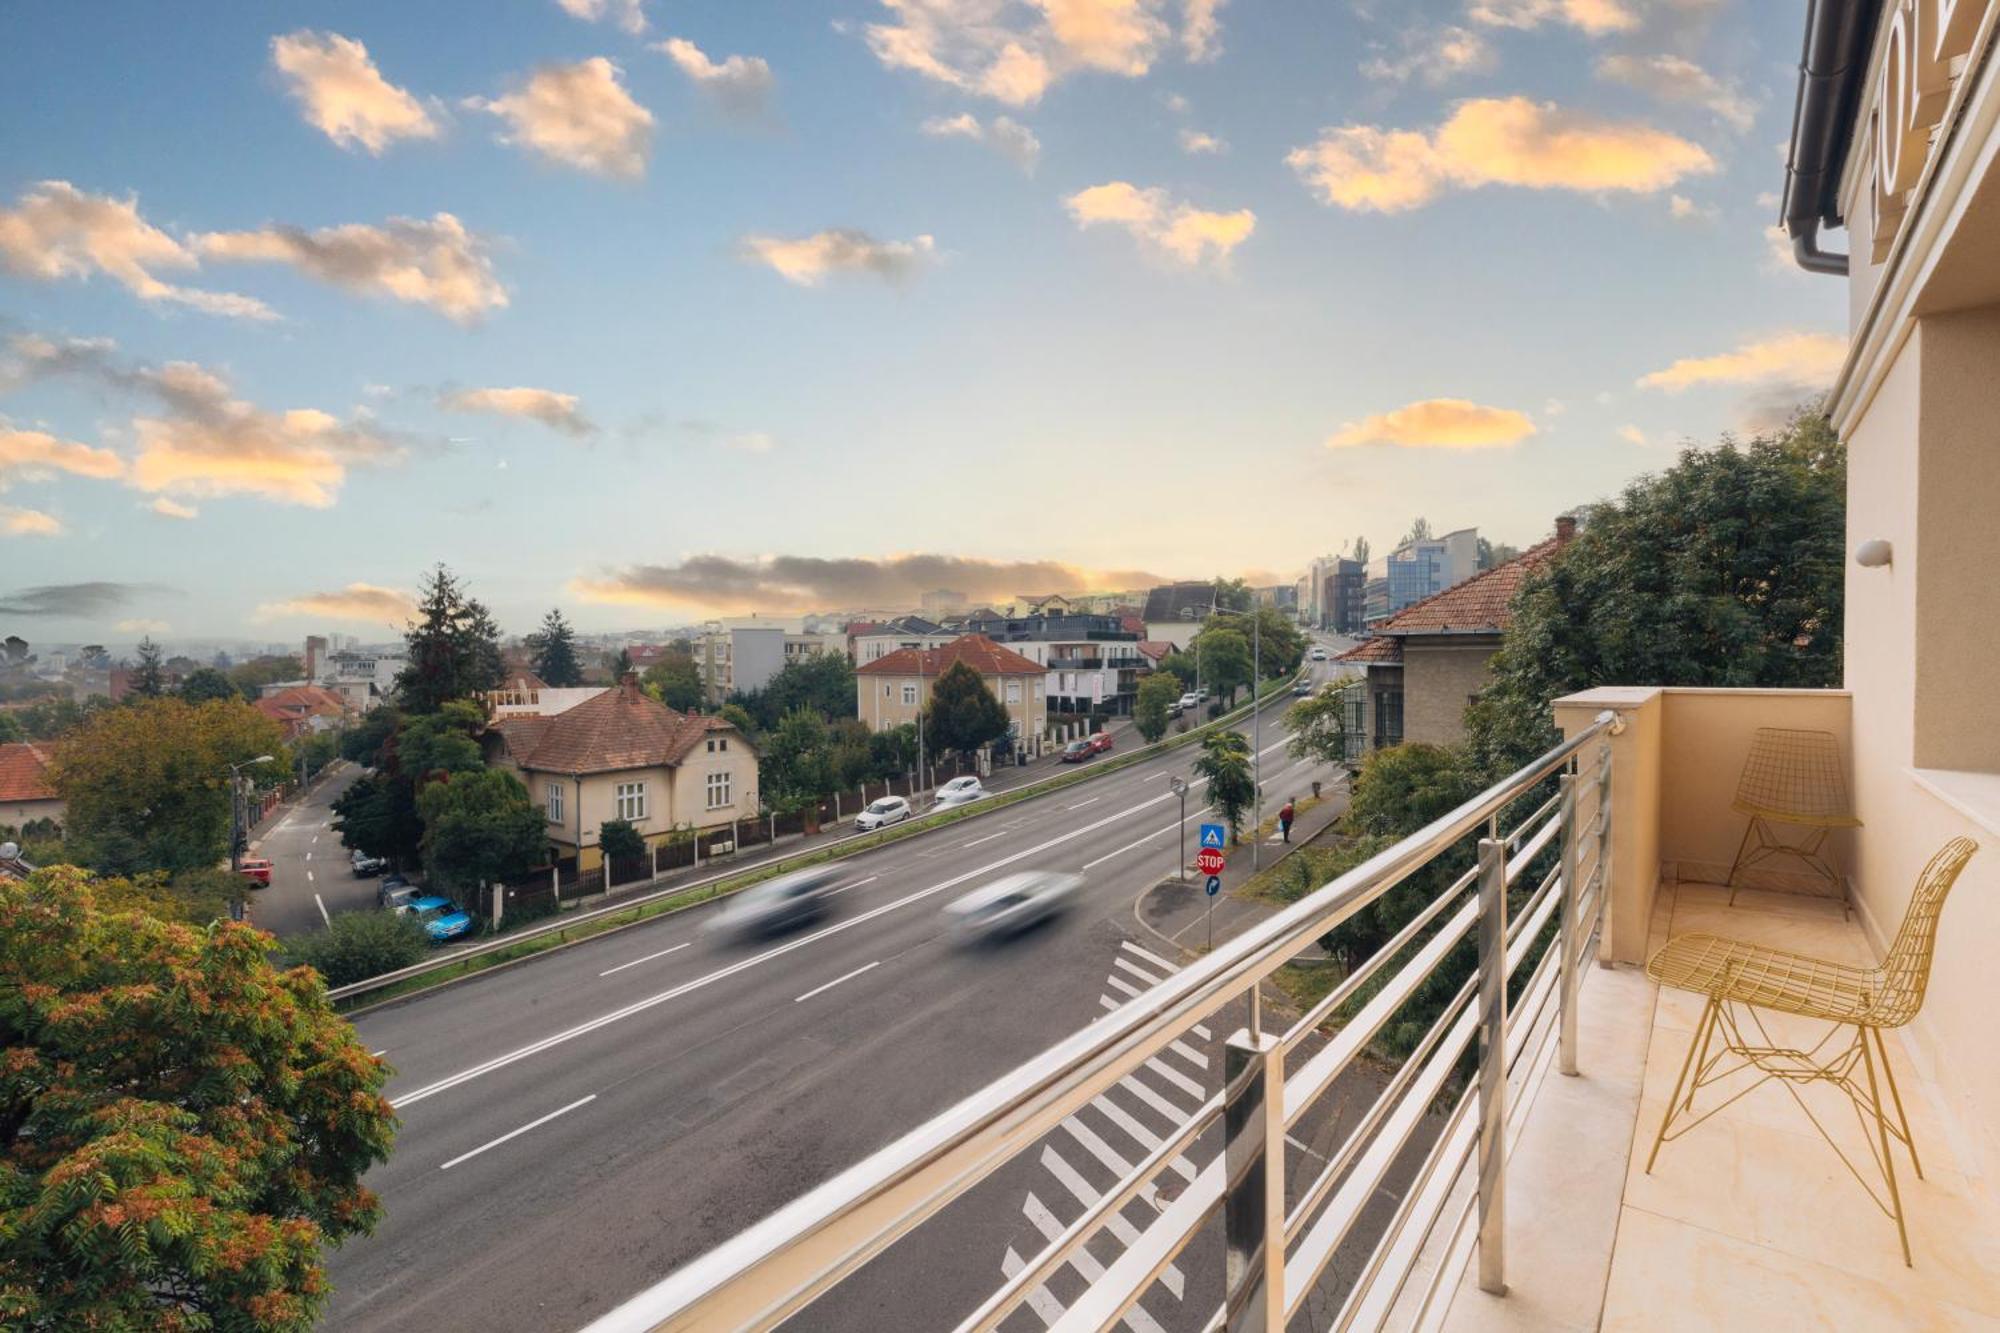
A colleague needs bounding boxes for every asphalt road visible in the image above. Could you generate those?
[246,761,368,940]
[325,650,1368,1332]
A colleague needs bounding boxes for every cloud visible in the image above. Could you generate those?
[921,112,1043,171]
[1064,181,1254,266]
[1178,128,1226,154]
[194,213,506,323]
[0,427,126,489]
[572,552,1170,615]
[739,229,937,285]
[1361,25,1495,86]
[271,31,440,154]
[1468,0,1637,35]
[1327,398,1537,448]
[254,583,417,625]
[656,37,775,119]
[0,505,62,537]
[1286,97,1715,213]
[1637,332,1847,391]
[1762,223,1800,271]
[1617,424,1647,445]
[440,385,596,437]
[555,0,648,34]
[469,58,653,178]
[1668,194,1717,222]
[148,496,198,519]
[0,581,158,618]
[1182,0,1226,60]
[1596,53,1754,133]
[864,0,1182,106]
[115,619,170,635]
[0,181,273,319]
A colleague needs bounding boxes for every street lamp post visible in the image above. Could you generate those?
[1169,776,1190,883]
[226,754,276,872]
[1206,603,1266,869]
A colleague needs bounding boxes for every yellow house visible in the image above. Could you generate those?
[854,634,1047,752]
[484,674,760,872]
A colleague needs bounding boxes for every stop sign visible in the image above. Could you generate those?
[1195,846,1226,876]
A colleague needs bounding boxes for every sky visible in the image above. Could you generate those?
[0,0,1847,644]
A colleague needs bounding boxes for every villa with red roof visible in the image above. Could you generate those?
[855,634,1048,756]
[0,741,62,832]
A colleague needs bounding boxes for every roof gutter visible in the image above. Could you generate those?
[1780,0,1880,276]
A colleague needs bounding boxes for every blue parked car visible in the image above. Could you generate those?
[400,895,474,944]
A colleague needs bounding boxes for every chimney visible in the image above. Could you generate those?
[621,669,642,696]
[1554,514,1577,545]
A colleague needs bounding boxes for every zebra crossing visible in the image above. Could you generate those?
[996,938,1217,1332]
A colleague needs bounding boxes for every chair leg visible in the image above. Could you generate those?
[1647,995,1718,1174]
[1724,820,1758,906]
[1859,1027,1913,1267]
[1870,1026,1923,1180]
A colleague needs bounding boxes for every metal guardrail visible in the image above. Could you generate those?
[581,710,1623,1332]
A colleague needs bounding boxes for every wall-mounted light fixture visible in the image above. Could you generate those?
[1855,539,1893,568]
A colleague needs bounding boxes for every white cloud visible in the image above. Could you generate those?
[271,31,440,154]
[1468,0,1636,35]
[739,229,938,285]
[1178,128,1226,154]
[1596,53,1755,133]
[254,583,416,625]
[0,505,62,537]
[0,181,273,319]
[1287,97,1714,213]
[440,385,596,437]
[194,213,506,323]
[1328,398,1537,448]
[1638,331,1847,391]
[0,427,126,489]
[1064,181,1254,267]
[1182,0,1227,61]
[148,496,198,520]
[921,112,1043,171]
[656,37,775,119]
[1617,423,1647,446]
[1543,397,1567,416]
[469,58,654,178]
[864,0,1185,107]
[1668,194,1717,222]
[555,0,647,34]
[1361,25,1495,86]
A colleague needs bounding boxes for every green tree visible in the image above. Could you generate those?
[282,908,429,988]
[760,708,838,824]
[396,700,486,781]
[340,706,402,767]
[527,607,584,687]
[1400,516,1434,546]
[1192,729,1255,843]
[719,702,759,739]
[0,865,395,1330]
[1465,410,1844,773]
[1246,606,1307,677]
[1475,537,1520,571]
[227,654,303,701]
[128,635,166,699]
[0,712,20,744]
[331,772,422,868]
[416,767,548,898]
[868,723,919,779]
[606,647,634,680]
[734,653,857,730]
[641,649,703,712]
[922,661,1009,759]
[1135,673,1180,742]
[395,564,505,713]
[1344,742,1486,838]
[1210,576,1253,613]
[175,666,237,704]
[1350,535,1370,567]
[598,817,647,863]
[828,717,877,788]
[1156,650,1196,690]
[1190,627,1252,706]
[1285,679,1364,765]
[50,697,290,877]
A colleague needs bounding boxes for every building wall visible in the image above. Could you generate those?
[730,626,787,696]
[507,738,760,871]
[1398,637,1498,746]
[0,795,63,829]
[858,670,1048,745]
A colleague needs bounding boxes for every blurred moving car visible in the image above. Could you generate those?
[1292,680,1314,696]
[401,895,474,944]
[856,795,913,830]
[933,776,988,808]
[1309,647,1328,661]
[1060,739,1094,763]
[237,857,273,888]
[1087,730,1114,754]
[710,866,848,938]
[351,850,387,877]
[945,871,1083,942]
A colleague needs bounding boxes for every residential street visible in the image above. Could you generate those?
[245,761,366,940]
[324,656,1365,1332]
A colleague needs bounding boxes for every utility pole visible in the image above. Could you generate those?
[225,754,275,873]
[1170,776,1189,883]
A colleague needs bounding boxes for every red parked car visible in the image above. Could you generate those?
[1060,739,1094,763]
[237,857,274,888]
[1088,730,1114,754]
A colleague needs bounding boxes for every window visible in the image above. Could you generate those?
[706,770,731,809]
[705,737,728,753]
[615,781,647,822]
[1006,680,1022,703]
[546,782,564,825]
[902,684,918,705]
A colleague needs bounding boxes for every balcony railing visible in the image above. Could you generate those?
[583,712,1621,1332]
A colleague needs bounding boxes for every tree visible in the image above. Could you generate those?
[1246,607,1307,678]
[1135,673,1181,742]
[1344,742,1486,838]
[1190,627,1252,705]
[282,909,429,988]
[176,666,238,704]
[1192,729,1255,843]
[527,608,584,687]
[606,647,634,680]
[395,564,505,713]
[1157,650,1196,690]
[1350,535,1370,567]
[331,772,422,868]
[734,653,857,731]
[129,635,166,698]
[719,702,759,739]
[1466,410,1844,772]
[1210,577,1253,613]
[0,865,395,1330]
[1285,679,1364,765]
[340,706,402,767]
[13,694,110,741]
[760,708,838,828]
[227,654,303,701]
[1400,516,1434,546]
[868,723,919,779]
[2,635,29,665]
[50,697,290,877]
[0,713,20,745]
[641,649,703,712]
[416,767,548,899]
[395,700,486,781]
[1475,537,1520,571]
[922,662,1010,759]
[828,717,878,788]
[598,817,647,863]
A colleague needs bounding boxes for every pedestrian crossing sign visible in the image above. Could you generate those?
[1199,823,1226,850]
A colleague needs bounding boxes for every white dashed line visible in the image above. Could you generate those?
[598,942,691,978]
[793,961,880,1003]
[314,894,330,927]
[439,1095,596,1170]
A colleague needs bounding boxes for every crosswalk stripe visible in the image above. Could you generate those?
[1114,956,1167,987]
[1061,1117,1157,1206]
[1001,1245,1066,1326]
[1039,1147,1185,1299]
[1115,1073,1194,1131]
[1120,940,1176,971]
[1165,1038,1208,1071]
[1097,1088,1198,1182]
[1023,1193,1166,1333]
[1143,1055,1205,1101]
[1104,972,1142,998]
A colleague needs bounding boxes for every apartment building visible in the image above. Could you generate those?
[854,635,1048,751]
[1362,527,1481,624]
[694,617,841,704]
[962,611,1148,715]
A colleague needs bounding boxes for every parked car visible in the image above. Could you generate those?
[237,857,273,888]
[1177,692,1201,713]
[378,874,419,910]
[1087,730,1114,754]
[933,776,988,808]
[1060,739,1095,763]
[709,866,848,939]
[855,795,913,830]
[351,850,386,877]
[944,871,1083,942]
[401,895,474,944]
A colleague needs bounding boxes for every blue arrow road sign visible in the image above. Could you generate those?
[1199,823,1226,850]
[1206,875,1222,897]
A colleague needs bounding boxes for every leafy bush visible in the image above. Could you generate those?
[284,909,429,987]
[599,817,647,862]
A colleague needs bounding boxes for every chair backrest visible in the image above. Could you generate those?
[1870,836,1979,1027]
[1733,727,1856,824]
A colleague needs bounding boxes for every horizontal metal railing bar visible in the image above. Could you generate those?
[1506,934,1562,1076]
[582,714,1618,1333]
[1504,787,1564,851]
[1281,862,1475,1049]
[1048,1155,1225,1332]
[1504,806,1563,887]
[1505,860,1563,950]
[1335,1080,1479,1333]
[1504,871,1565,979]
[1357,1091,1480,1333]
[955,1092,1223,1333]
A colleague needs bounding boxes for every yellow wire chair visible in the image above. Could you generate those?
[1644,836,1978,1265]
[1725,727,1861,905]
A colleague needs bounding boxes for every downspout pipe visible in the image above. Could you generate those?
[1781,0,1879,276]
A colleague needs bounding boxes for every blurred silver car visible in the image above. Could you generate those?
[945,871,1083,942]
[933,776,988,809]
[710,866,848,938]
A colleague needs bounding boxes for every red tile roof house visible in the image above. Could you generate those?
[1336,516,1576,751]
[855,634,1050,758]
[0,741,63,832]
[252,684,355,741]
[482,673,761,873]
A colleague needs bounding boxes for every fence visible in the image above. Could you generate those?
[579,710,1623,1332]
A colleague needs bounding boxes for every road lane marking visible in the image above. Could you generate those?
[963,830,1010,848]
[306,870,315,883]
[1143,1056,1204,1100]
[314,894,330,927]
[1065,797,1100,811]
[1120,941,1175,971]
[598,941,692,978]
[371,1049,389,1057]
[305,851,312,861]
[1104,973,1142,999]
[1022,1193,1168,1333]
[1001,1247,1068,1326]
[311,835,318,845]
[1039,1146,1187,1295]
[794,960,880,1003]
[1165,1038,1208,1072]
[827,874,879,897]
[1114,956,1166,987]
[439,1095,596,1170]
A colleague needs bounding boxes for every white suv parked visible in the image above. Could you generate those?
[855,795,913,830]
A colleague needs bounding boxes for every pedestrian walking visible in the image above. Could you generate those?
[1279,799,1296,843]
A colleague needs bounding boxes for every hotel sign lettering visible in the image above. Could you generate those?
[1871,0,1986,261]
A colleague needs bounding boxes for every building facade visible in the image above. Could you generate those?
[854,634,1049,752]
[1363,528,1481,624]
[0,742,62,832]
[695,618,841,704]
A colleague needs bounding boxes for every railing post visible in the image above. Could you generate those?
[1594,739,1614,968]
[1558,768,1580,1077]
[1475,834,1508,1296]
[1223,1028,1286,1331]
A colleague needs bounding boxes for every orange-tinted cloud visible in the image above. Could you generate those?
[865,0,1188,106]
[1636,332,1847,391]
[555,0,648,34]
[254,583,416,624]
[740,229,937,285]
[0,505,62,537]
[1468,0,1636,35]
[655,37,774,119]
[469,58,653,178]
[1065,181,1254,266]
[271,31,440,154]
[195,213,506,323]
[440,385,595,436]
[0,427,126,487]
[1328,398,1537,449]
